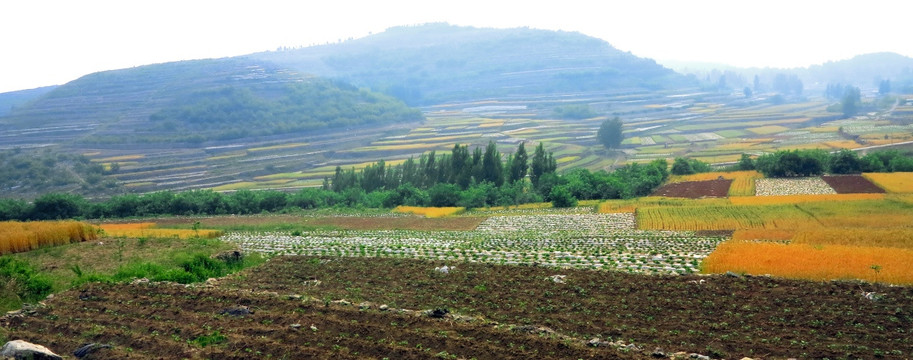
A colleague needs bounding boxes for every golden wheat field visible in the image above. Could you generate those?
[731,229,794,242]
[637,204,817,230]
[0,221,99,255]
[598,197,730,214]
[791,228,913,250]
[702,240,913,285]
[863,172,913,193]
[392,206,465,218]
[98,223,223,239]
[728,193,884,205]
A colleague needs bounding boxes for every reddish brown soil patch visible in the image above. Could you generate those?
[822,174,886,193]
[651,179,732,198]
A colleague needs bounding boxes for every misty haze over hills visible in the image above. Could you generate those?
[2,24,913,107]
[1,24,913,196]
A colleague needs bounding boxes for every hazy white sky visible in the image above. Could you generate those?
[1,0,911,93]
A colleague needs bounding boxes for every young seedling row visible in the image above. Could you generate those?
[225,214,724,274]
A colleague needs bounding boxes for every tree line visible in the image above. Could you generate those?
[680,149,913,178]
[4,145,910,222]
[0,142,671,221]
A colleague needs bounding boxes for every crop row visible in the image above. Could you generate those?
[754,177,836,196]
[475,213,636,234]
[224,227,724,274]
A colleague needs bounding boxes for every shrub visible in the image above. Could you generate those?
[549,185,578,208]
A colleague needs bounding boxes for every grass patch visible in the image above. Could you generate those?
[2,235,261,312]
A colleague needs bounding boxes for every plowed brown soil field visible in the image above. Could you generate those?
[4,257,912,359]
[650,179,732,198]
[821,174,886,194]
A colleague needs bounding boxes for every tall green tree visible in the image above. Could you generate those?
[508,142,529,183]
[530,142,557,188]
[481,141,504,186]
[597,117,624,149]
[841,86,861,118]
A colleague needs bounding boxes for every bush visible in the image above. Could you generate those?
[549,185,578,208]
[428,183,461,207]
[755,150,827,177]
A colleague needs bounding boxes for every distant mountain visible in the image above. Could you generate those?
[805,52,913,88]
[250,23,692,105]
[0,58,422,146]
[670,52,913,94]
[0,86,56,117]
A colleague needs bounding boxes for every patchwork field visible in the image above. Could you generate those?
[5,183,913,359]
[10,85,908,196]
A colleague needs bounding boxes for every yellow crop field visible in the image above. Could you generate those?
[354,142,456,152]
[212,182,257,191]
[747,125,789,135]
[668,170,761,183]
[1,221,100,255]
[863,172,913,193]
[731,229,794,241]
[891,193,913,205]
[792,228,913,250]
[392,206,465,218]
[557,156,579,164]
[478,121,504,128]
[702,241,913,285]
[248,142,308,152]
[207,152,248,161]
[637,204,818,231]
[375,133,482,145]
[729,193,884,205]
[691,154,743,164]
[504,128,539,135]
[823,140,861,149]
[99,223,222,239]
[729,172,763,196]
[93,154,145,162]
[599,197,730,214]
[806,126,840,133]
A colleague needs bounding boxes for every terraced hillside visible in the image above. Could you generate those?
[251,23,693,105]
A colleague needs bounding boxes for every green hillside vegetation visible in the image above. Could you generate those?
[253,23,692,104]
[0,149,119,198]
[1,58,422,145]
[0,86,56,117]
[147,80,423,142]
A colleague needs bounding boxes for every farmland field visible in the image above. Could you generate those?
[820,174,886,193]
[650,179,732,198]
[10,82,908,196]
[4,195,913,359]
[3,256,912,359]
